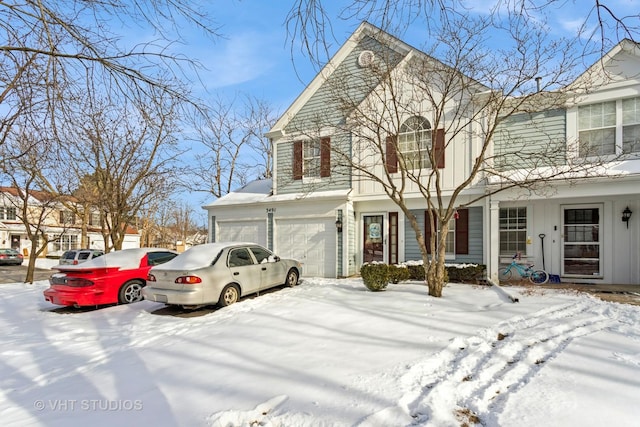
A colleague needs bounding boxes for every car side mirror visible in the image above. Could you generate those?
[274,255,280,262]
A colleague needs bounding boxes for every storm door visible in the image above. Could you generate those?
[562,205,602,277]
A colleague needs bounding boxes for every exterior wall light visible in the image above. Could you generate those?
[335,218,343,233]
[622,206,632,228]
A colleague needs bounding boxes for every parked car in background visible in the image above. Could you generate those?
[0,248,24,266]
[59,249,104,265]
[44,248,178,307]
[143,243,302,309]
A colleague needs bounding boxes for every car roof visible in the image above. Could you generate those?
[54,248,177,270]
[150,242,262,271]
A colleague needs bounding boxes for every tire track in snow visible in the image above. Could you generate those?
[383,299,620,426]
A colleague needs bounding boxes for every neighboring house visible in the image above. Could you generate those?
[204,22,640,286]
[0,187,140,257]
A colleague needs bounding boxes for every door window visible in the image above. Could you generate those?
[363,215,384,263]
[562,206,602,277]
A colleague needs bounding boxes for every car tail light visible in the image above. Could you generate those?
[175,276,202,284]
[148,273,157,282]
[73,260,79,265]
[64,277,94,287]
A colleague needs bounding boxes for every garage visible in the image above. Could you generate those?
[218,220,267,247]
[275,218,336,278]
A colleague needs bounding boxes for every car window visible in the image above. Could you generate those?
[61,251,75,260]
[147,251,178,266]
[250,246,273,264]
[78,252,91,261]
[228,248,255,267]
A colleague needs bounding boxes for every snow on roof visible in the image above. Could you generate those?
[203,178,351,208]
[203,179,272,207]
[54,248,173,270]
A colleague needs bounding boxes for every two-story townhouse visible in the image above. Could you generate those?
[0,187,140,257]
[488,40,640,285]
[204,23,640,287]
[204,22,488,278]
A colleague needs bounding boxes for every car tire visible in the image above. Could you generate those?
[118,280,145,304]
[218,284,240,307]
[285,269,299,287]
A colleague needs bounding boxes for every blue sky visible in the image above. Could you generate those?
[168,0,637,217]
[184,0,638,111]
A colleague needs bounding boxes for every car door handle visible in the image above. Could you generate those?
[233,272,239,276]
[262,267,267,271]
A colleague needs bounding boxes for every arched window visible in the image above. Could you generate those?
[398,116,431,169]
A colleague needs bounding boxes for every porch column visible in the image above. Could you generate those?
[489,199,501,282]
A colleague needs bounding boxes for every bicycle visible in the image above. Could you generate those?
[499,253,549,284]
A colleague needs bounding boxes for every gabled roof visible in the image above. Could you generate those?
[266,22,414,139]
[0,186,76,204]
[266,21,490,139]
[566,38,640,91]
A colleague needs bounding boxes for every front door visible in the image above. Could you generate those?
[363,215,384,263]
[10,234,20,250]
[562,205,602,277]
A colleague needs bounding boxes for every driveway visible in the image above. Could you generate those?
[0,265,53,284]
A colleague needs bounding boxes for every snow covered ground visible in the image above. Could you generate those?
[1,259,639,426]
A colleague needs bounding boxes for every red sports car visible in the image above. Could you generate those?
[44,248,178,307]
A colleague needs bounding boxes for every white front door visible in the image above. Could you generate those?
[561,204,603,278]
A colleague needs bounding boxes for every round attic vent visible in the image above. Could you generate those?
[358,50,375,67]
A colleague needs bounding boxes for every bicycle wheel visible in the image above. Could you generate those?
[529,270,549,285]
[499,267,513,282]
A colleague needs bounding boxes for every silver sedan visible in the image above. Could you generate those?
[143,243,302,309]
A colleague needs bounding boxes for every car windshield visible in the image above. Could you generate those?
[61,252,75,260]
[151,244,226,270]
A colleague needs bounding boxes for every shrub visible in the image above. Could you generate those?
[406,264,425,280]
[388,264,411,284]
[360,263,390,291]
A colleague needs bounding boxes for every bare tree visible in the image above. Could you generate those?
[286,1,639,70]
[185,95,277,199]
[51,87,183,251]
[285,6,627,296]
[0,132,71,283]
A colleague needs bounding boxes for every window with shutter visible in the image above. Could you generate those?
[424,209,468,255]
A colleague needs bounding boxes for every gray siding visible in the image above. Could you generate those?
[276,132,352,194]
[493,109,567,171]
[404,207,484,264]
[276,35,405,195]
[285,36,404,133]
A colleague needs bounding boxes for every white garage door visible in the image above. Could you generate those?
[276,218,336,278]
[218,220,267,246]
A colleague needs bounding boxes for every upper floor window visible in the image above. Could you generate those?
[622,97,640,153]
[303,140,321,178]
[578,101,616,156]
[398,116,432,169]
[578,97,640,157]
[293,137,331,180]
[89,212,101,226]
[1,206,17,220]
[59,210,75,224]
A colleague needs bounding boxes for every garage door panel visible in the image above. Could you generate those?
[218,221,267,247]
[276,218,335,278]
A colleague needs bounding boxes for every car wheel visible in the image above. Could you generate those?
[285,269,299,287]
[119,280,145,304]
[218,284,240,307]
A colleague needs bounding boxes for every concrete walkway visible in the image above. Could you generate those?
[502,281,640,306]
